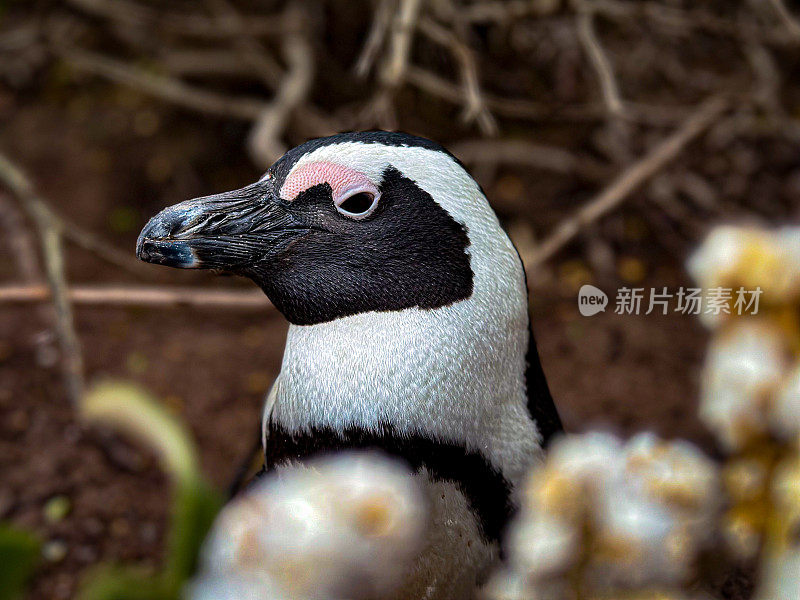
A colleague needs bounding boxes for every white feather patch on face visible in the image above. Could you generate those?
[283,142,485,229]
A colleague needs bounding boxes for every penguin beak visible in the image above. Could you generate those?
[136,182,308,270]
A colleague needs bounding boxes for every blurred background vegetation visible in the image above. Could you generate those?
[1,0,800,598]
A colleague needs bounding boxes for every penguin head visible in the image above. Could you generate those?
[137,131,524,326]
[138,132,553,473]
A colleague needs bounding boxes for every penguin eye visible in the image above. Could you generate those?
[334,188,379,219]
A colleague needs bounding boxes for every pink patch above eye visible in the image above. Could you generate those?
[280,162,377,203]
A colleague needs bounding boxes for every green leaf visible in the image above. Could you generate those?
[78,566,170,600]
[81,381,201,487]
[76,477,222,600]
[0,524,40,600]
[77,381,222,600]
[162,480,222,593]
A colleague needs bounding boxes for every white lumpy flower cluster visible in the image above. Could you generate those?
[758,455,800,599]
[687,226,800,313]
[487,225,800,600]
[689,225,800,600]
[689,226,800,450]
[700,319,793,451]
[498,432,720,599]
[187,451,428,600]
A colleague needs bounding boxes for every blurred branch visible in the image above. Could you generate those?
[380,0,422,87]
[161,49,256,78]
[745,42,782,113]
[242,7,315,166]
[405,65,595,122]
[526,94,729,270]
[0,152,84,405]
[405,66,692,126]
[574,1,623,117]
[248,33,314,166]
[65,0,287,38]
[591,0,800,46]
[61,46,268,120]
[201,1,316,163]
[0,284,273,310]
[767,0,800,40]
[58,6,331,162]
[418,16,497,135]
[355,0,422,129]
[355,0,395,77]
[0,194,41,283]
[206,0,283,87]
[451,139,609,181]
[0,149,151,277]
[459,0,559,23]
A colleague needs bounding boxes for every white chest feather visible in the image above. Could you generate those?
[271,245,542,485]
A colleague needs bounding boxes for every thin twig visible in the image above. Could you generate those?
[248,35,314,166]
[451,139,609,181]
[418,16,497,135]
[61,223,152,277]
[574,2,623,117]
[206,0,283,88]
[245,8,314,166]
[744,42,782,113]
[147,52,334,141]
[0,284,272,309]
[0,152,84,404]
[525,95,729,270]
[161,49,257,78]
[355,0,395,77]
[66,0,287,38]
[404,66,691,126]
[590,0,799,47]
[291,103,343,140]
[0,193,58,349]
[381,0,422,87]
[406,66,582,121]
[201,1,314,165]
[0,193,41,282]
[0,158,151,277]
[61,46,268,120]
[767,0,800,40]
[459,0,559,23]
[355,89,398,131]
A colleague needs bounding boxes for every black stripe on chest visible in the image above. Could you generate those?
[265,422,513,543]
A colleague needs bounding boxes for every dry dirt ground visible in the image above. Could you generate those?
[1,103,734,599]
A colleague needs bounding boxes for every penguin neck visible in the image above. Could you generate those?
[272,285,542,482]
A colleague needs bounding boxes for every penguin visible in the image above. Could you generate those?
[137,131,562,599]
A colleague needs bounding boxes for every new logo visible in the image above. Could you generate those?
[578,284,608,316]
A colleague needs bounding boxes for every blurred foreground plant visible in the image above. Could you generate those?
[488,224,800,600]
[75,381,429,600]
[0,523,40,600]
[188,452,428,600]
[77,381,222,600]
[690,226,800,600]
[490,432,720,600]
